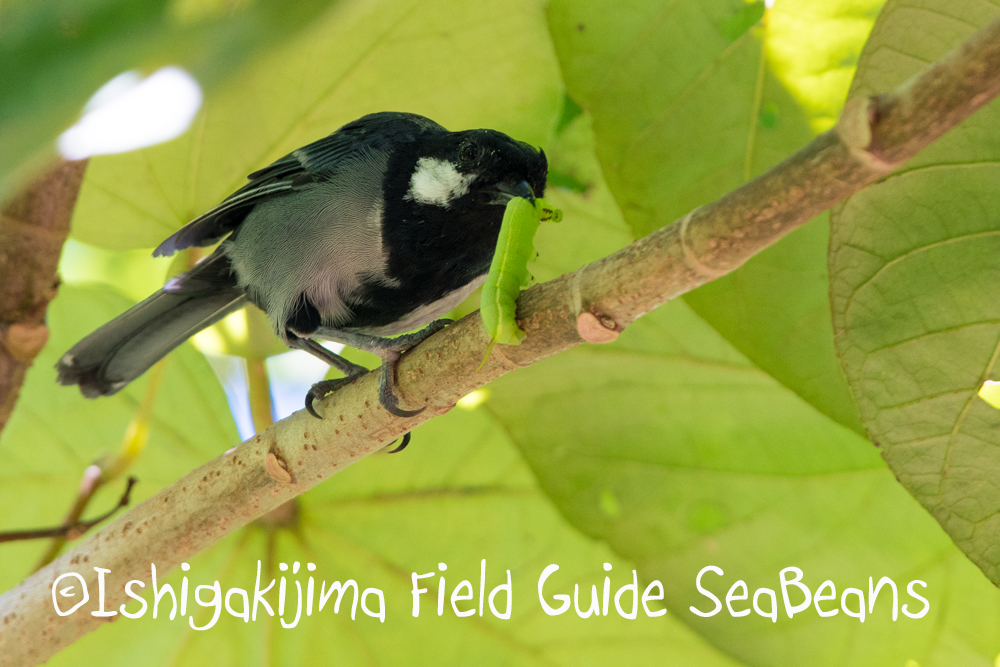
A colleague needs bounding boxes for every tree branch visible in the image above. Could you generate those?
[3,15,1000,665]
[33,362,164,570]
[0,160,87,435]
[0,477,137,544]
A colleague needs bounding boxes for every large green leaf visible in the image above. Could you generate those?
[41,406,744,667]
[70,0,563,250]
[498,82,1000,664]
[0,284,239,592]
[532,108,634,284]
[547,0,880,432]
[10,1,1000,664]
[0,0,336,203]
[487,298,1000,667]
[830,0,1000,584]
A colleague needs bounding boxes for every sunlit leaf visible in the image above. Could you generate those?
[70,0,562,250]
[830,0,1000,585]
[548,0,882,432]
[0,284,239,593]
[0,0,336,202]
[488,299,1000,667]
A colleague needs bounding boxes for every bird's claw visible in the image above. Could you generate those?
[303,319,447,419]
[379,353,424,418]
[305,377,354,419]
[304,367,423,420]
[387,432,411,453]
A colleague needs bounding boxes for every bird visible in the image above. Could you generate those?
[56,111,548,422]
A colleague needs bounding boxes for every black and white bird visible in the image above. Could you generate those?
[56,111,548,420]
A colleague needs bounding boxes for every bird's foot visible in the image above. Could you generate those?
[303,355,424,419]
[305,318,454,418]
[302,354,424,420]
[305,377,356,419]
[378,349,424,418]
[371,319,452,418]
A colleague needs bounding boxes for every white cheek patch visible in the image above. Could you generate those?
[405,157,476,207]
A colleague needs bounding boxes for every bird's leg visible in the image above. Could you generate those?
[286,334,370,418]
[289,335,369,375]
[313,319,452,418]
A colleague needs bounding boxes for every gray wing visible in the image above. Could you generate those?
[153,112,445,258]
[223,146,400,332]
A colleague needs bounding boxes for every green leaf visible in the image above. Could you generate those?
[487,299,1000,667]
[67,0,563,360]
[70,0,563,250]
[0,283,239,593]
[42,407,745,667]
[15,0,1000,663]
[0,0,336,203]
[554,94,583,134]
[718,2,766,42]
[830,0,1000,584]
[548,0,880,432]
[531,110,635,285]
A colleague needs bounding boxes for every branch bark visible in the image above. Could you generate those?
[0,160,87,434]
[3,15,1000,665]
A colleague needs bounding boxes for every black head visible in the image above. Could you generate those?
[368,121,548,321]
[399,128,548,211]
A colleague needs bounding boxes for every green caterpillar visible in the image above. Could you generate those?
[480,196,562,364]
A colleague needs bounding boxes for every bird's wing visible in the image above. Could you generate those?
[152,112,444,258]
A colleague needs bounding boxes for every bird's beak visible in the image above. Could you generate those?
[490,180,535,205]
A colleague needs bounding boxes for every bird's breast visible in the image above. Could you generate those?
[344,273,487,337]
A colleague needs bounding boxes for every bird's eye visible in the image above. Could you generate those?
[459,141,481,164]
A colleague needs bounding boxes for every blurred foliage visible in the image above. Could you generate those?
[0,0,337,202]
[3,0,1000,665]
[0,285,239,593]
[69,0,561,250]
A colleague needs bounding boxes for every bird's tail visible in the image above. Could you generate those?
[56,249,247,397]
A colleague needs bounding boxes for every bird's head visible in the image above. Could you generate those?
[400,128,548,212]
